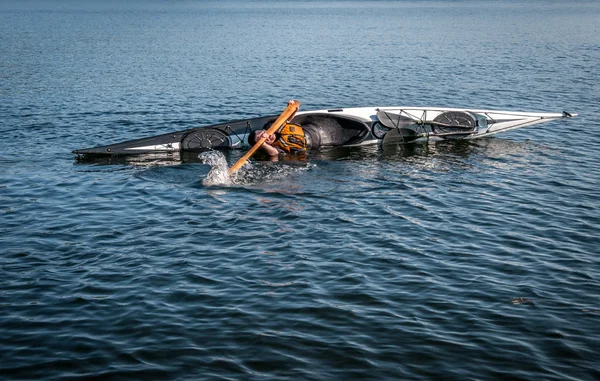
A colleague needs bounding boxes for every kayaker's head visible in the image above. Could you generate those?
[247,130,276,146]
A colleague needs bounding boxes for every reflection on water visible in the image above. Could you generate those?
[74,138,546,171]
[132,137,557,201]
[380,138,541,160]
[75,151,191,166]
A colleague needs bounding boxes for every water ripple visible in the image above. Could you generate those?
[2,2,600,380]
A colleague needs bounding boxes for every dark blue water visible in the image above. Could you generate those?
[1,1,599,380]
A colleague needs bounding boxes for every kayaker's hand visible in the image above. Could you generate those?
[263,133,275,144]
[255,130,275,144]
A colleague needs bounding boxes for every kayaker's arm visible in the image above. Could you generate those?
[261,139,279,157]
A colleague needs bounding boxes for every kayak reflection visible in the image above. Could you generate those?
[74,138,545,168]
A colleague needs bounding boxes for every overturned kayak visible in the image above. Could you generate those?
[73,105,576,156]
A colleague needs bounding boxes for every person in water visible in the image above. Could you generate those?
[247,123,308,159]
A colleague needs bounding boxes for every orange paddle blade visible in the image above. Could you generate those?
[229,100,300,174]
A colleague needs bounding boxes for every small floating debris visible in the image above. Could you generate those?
[511,297,532,305]
[582,309,600,314]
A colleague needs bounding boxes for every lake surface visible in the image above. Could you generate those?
[1,1,599,380]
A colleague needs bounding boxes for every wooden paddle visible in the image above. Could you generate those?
[229,100,300,174]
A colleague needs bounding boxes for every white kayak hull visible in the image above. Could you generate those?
[73,106,576,156]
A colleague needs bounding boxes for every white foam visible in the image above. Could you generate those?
[198,151,234,186]
[199,150,314,187]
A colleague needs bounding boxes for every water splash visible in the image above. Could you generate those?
[198,150,313,187]
[198,150,234,186]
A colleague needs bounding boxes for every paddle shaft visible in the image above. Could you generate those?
[229,100,300,173]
